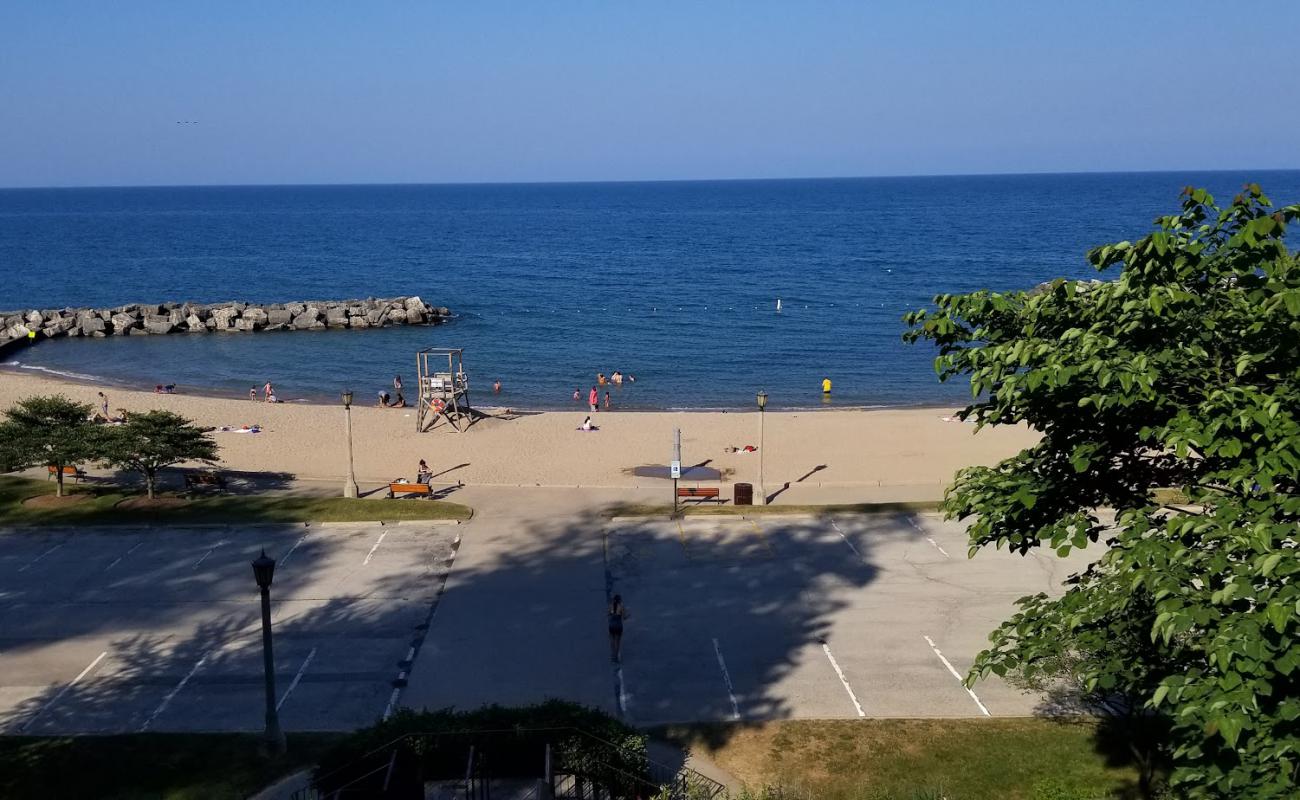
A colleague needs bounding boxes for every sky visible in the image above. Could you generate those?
[1,1,1298,188]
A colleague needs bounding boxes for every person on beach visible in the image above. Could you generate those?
[822,377,832,394]
[612,371,622,385]
[417,459,432,484]
[580,416,595,431]
[608,594,627,662]
[588,386,599,412]
[572,388,581,402]
[597,373,607,386]
[493,380,501,393]
[377,391,391,407]
[250,387,257,401]
[97,392,109,420]
[263,381,274,402]
[393,375,403,392]
[389,392,406,408]
[604,391,611,410]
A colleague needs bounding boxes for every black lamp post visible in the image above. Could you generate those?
[341,390,359,498]
[756,391,768,505]
[252,550,286,755]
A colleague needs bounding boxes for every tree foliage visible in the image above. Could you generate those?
[904,185,1300,798]
[99,410,218,499]
[0,395,101,497]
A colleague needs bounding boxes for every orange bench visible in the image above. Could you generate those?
[388,482,433,499]
[47,465,86,482]
[676,486,721,502]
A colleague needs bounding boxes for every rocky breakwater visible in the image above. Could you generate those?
[0,296,451,354]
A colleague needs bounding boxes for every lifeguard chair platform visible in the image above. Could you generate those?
[416,347,473,432]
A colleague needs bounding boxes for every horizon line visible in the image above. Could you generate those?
[3,166,1299,192]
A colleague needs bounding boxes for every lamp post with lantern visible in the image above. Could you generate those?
[342,390,359,498]
[252,550,286,756]
[756,390,768,505]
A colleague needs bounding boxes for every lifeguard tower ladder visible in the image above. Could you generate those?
[416,348,472,432]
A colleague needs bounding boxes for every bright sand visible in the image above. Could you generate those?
[0,371,1036,500]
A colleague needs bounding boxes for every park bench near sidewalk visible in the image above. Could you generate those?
[184,470,227,494]
[388,481,433,499]
[47,465,87,482]
[676,486,721,503]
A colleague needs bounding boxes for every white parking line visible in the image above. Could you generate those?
[923,635,990,716]
[615,666,628,717]
[140,650,212,731]
[828,519,862,559]
[712,638,741,720]
[820,641,865,717]
[192,540,228,569]
[21,650,107,732]
[18,542,65,573]
[105,541,145,571]
[276,647,316,711]
[363,531,389,565]
[279,533,309,567]
[908,515,950,558]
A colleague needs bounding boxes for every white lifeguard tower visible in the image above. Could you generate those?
[415,347,472,432]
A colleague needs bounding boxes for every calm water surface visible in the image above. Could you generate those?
[3,172,1298,409]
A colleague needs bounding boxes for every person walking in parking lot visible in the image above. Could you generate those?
[608,594,627,662]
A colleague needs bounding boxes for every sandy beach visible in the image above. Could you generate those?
[0,370,1035,501]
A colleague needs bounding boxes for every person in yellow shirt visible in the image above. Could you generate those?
[822,377,832,394]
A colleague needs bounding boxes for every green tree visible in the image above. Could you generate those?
[904,185,1300,798]
[100,410,219,499]
[0,395,102,497]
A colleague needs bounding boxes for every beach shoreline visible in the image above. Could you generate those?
[0,360,960,415]
[0,370,1030,499]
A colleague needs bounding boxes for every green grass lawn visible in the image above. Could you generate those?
[0,475,472,525]
[662,718,1151,800]
[0,733,343,800]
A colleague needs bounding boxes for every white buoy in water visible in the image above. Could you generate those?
[776,298,782,313]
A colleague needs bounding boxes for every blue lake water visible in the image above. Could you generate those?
[2,172,1298,409]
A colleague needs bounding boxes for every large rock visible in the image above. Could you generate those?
[292,314,321,330]
[285,302,306,316]
[266,308,292,326]
[405,308,425,324]
[110,313,137,334]
[234,319,258,331]
[80,317,106,334]
[242,307,269,326]
[144,320,175,335]
[185,315,206,332]
[211,306,239,330]
[324,308,349,327]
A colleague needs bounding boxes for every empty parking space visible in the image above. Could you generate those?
[605,513,1100,723]
[0,522,459,734]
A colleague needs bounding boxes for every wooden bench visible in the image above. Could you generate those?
[676,486,721,502]
[184,471,226,491]
[388,482,433,499]
[47,465,86,482]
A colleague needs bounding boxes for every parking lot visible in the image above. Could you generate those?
[0,499,1099,734]
[0,522,459,734]
[604,512,1097,724]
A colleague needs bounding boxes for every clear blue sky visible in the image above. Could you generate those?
[2,1,1297,187]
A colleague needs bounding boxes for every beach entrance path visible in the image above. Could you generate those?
[0,521,459,734]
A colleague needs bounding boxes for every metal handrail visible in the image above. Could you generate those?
[306,725,726,799]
